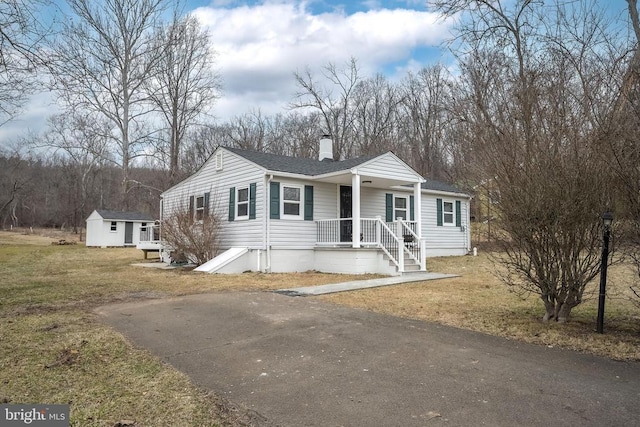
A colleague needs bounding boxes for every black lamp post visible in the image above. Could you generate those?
[596,211,613,334]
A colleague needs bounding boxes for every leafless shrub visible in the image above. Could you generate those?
[162,200,221,265]
[434,0,617,322]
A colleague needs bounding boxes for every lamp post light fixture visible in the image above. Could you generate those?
[596,211,613,334]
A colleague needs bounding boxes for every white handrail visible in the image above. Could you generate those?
[315,217,424,272]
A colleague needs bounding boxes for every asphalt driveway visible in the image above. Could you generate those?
[96,292,640,426]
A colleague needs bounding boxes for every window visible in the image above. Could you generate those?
[282,185,302,219]
[443,201,454,225]
[236,186,249,220]
[394,196,408,220]
[196,195,205,221]
[110,221,117,232]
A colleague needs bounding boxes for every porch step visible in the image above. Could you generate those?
[382,253,421,272]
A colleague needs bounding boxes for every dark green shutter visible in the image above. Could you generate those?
[204,192,210,218]
[228,187,235,221]
[455,200,462,227]
[189,195,195,220]
[270,181,280,219]
[304,185,314,221]
[385,193,393,222]
[249,183,257,220]
[436,198,443,226]
[410,196,415,221]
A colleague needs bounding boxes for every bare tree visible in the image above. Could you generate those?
[147,13,220,185]
[39,113,111,232]
[0,0,50,125]
[435,0,616,322]
[51,0,170,209]
[397,65,452,180]
[291,57,360,160]
[226,110,271,151]
[351,73,402,156]
[0,146,35,228]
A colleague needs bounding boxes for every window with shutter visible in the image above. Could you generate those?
[236,186,249,220]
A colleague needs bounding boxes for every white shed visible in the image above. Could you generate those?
[86,210,155,247]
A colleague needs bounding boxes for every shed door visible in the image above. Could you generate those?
[124,222,134,244]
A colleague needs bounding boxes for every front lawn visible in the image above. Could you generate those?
[0,230,368,426]
[322,252,640,360]
[2,229,638,427]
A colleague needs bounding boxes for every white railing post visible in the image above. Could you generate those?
[397,233,404,272]
[375,216,381,247]
[420,239,426,271]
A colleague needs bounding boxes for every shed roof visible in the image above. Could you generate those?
[95,210,154,221]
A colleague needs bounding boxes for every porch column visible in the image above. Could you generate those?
[414,181,425,271]
[352,172,361,248]
[413,182,422,238]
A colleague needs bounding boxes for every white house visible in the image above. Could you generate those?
[154,138,471,275]
[86,210,155,247]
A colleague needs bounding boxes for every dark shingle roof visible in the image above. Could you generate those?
[225,147,468,195]
[96,210,154,221]
[225,147,378,176]
[422,180,467,195]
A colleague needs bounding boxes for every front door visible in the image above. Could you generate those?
[124,222,133,245]
[339,186,352,242]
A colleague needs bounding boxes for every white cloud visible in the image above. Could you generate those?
[193,1,454,119]
[0,1,454,147]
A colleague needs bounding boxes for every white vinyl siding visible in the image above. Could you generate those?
[422,193,469,256]
[161,149,265,250]
[270,180,336,249]
[356,153,422,182]
[360,188,390,219]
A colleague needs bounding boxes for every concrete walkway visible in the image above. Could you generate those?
[275,272,459,296]
[97,292,640,427]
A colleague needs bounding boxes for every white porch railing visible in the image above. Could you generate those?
[316,218,425,272]
[140,224,161,243]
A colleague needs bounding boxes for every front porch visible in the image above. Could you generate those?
[316,218,426,273]
[136,224,162,259]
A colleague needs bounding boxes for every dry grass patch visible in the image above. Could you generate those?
[1,311,221,426]
[0,229,361,425]
[322,253,640,361]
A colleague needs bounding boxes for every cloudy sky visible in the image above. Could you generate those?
[0,0,455,145]
[189,0,455,119]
